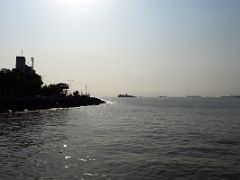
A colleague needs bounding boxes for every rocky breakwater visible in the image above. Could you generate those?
[0,96,105,113]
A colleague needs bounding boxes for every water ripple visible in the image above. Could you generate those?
[0,98,240,179]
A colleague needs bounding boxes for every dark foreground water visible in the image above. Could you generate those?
[0,97,240,180]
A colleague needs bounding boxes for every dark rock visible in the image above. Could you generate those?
[0,96,105,113]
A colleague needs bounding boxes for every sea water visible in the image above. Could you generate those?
[0,97,240,179]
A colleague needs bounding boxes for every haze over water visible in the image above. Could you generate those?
[0,97,240,179]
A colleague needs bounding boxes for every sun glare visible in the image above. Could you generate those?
[59,0,95,12]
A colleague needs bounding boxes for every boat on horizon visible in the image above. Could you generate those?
[118,93,136,98]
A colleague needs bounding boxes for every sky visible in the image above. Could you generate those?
[0,0,240,97]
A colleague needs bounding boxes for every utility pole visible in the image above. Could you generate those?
[31,57,34,69]
[85,85,88,96]
[67,80,74,95]
[85,85,90,97]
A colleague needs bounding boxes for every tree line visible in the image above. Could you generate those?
[0,69,70,97]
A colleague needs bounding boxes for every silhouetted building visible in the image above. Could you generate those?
[16,56,26,72]
[25,65,35,74]
[15,56,35,74]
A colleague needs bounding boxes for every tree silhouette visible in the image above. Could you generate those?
[0,69,43,97]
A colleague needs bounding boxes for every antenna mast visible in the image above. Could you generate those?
[31,57,35,69]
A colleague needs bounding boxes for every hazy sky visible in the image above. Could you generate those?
[0,0,240,97]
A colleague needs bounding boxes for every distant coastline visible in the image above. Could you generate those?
[221,95,240,98]
[186,96,202,98]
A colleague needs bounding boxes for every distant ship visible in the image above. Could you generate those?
[118,93,136,98]
[221,95,240,98]
[186,96,202,98]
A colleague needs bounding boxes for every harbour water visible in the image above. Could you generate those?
[0,97,240,179]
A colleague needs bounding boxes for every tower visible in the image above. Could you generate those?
[16,56,26,72]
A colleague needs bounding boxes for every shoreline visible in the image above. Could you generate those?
[0,96,105,113]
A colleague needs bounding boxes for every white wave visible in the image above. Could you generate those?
[106,100,116,105]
